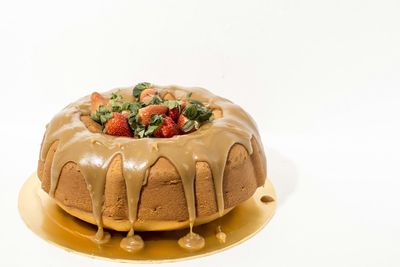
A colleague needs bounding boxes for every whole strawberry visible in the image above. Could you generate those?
[104,112,133,137]
[154,116,179,138]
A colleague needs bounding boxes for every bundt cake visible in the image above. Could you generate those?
[37,83,267,250]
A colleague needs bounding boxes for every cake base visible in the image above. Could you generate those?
[18,173,276,262]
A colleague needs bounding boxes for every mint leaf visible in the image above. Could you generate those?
[129,102,142,113]
[98,105,109,113]
[91,112,100,122]
[111,103,122,112]
[163,99,182,110]
[100,112,112,125]
[150,114,164,125]
[128,112,139,130]
[121,102,131,111]
[108,93,125,112]
[145,125,160,137]
[145,95,162,105]
[91,104,112,126]
[136,125,146,138]
[121,102,142,113]
[110,92,123,101]
[140,114,164,137]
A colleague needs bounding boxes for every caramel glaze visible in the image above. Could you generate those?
[39,85,266,251]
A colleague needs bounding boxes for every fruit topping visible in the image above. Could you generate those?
[153,116,180,138]
[168,107,180,122]
[104,112,133,137]
[177,114,197,134]
[138,105,168,126]
[89,82,214,138]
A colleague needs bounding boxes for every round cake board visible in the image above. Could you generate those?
[19,173,276,262]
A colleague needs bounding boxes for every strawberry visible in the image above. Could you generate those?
[177,114,196,134]
[138,105,168,125]
[121,110,131,118]
[168,107,180,122]
[180,99,188,110]
[140,88,157,103]
[104,112,132,137]
[91,92,109,113]
[154,116,179,138]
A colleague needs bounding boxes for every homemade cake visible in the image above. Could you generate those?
[37,83,267,250]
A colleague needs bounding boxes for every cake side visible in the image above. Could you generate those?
[37,136,265,224]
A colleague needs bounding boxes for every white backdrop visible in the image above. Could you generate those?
[1,1,400,266]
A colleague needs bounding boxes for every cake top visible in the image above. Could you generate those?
[90,82,214,138]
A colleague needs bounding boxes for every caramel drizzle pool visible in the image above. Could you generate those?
[39,85,266,250]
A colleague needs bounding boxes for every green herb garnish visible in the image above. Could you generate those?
[133,82,152,100]
[144,114,164,136]
[145,95,163,105]
[91,105,113,125]
[183,102,212,123]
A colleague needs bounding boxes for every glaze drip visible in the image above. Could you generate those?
[120,228,144,252]
[216,226,227,244]
[178,232,205,251]
[40,85,266,247]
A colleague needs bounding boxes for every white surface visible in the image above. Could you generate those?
[1,0,400,266]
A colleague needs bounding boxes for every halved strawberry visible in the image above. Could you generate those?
[140,88,157,103]
[177,114,196,134]
[91,92,109,113]
[154,116,179,138]
[104,112,132,137]
[168,107,180,122]
[138,105,168,125]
